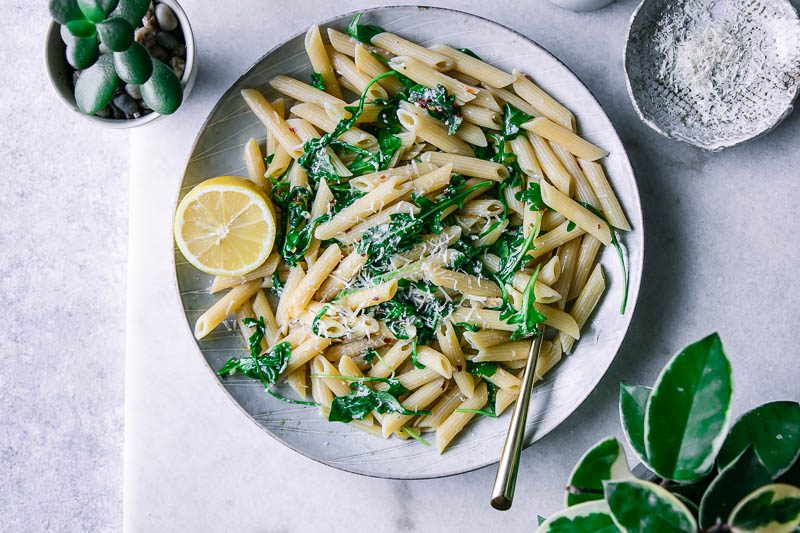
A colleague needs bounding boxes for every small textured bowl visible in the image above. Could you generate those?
[44,0,197,128]
[624,0,800,151]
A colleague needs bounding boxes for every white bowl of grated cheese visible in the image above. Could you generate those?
[624,0,800,151]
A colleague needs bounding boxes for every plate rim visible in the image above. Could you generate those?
[170,4,645,480]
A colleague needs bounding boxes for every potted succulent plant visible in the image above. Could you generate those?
[45,0,196,127]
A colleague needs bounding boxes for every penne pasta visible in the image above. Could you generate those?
[523,117,608,161]
[429,44,514,88]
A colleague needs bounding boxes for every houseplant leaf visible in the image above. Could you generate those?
[65,35,100,69]
[699,446,773,528]
[728,483,800,533]
[74,54,118,114]
[77,0,119,22]
[109,0,149,27]
[645,333,733,482]
[96,17,133,52]
[536,500,619,533]
[619,384,651,464]
[717,401,800,478]
[49,0,84,24]
[604,479,697,532]
[140,59,183,114]
[566,437,632,507]
[113,41,153,84]
[66,18,96,38]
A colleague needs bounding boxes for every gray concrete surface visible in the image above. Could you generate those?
[3,0,800,531]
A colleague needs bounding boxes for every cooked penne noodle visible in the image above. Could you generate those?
[287,367,308,399]
[371,32,453,71]
[194,280,262,339]
[430,44,514,88]
[275,267,305,330]
[473,340,532,362]
[539,255,561,286]
[290,102,377,148]
[510,135,544,179]
[528,220,586,259]
[265,97,284,156]
[354,43,404,95]
[368,340,413,379]
[529,132,572,195]
[464,329,512,350]
[243,138,268,190]
[337,280,399,312]
[524,117,608,161]
[389,56,478,103]
[484,367,521,393]
[495,388,518,416]
[476,218,509,247]
[348,162,438,193]
[291,244,342,318]
[305,180,334,265]
[436,382,488,453]
[210,253,280,294]
[436,321,475,398]
[286,336,333,374]
[315,174,413,239]
[570,235,603,301]
[326,27,357,56]
[397,109,474,156]
[265,143,293,178]
[415,346,454,379]
[552,143,600,207]
[305,25,343,99]
[252,289,280,348]
[381,378,447,437]
[417,385,463,428]
[420,152,508,181]
[331,50,388,101]
[578,159,631,231]
[429,268,502,299]
[540,180,612,245]
[485,84,539,116]
[513,70,574,129]
[461,103,502,129]
[315,253,368,302]
[561,264,605,353]
[241,89,304,158]
[541,209,567,232]
[553,238,582,311]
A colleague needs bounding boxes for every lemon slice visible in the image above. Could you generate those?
[174,176,275,277]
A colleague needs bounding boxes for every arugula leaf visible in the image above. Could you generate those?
[410,339,425,369]
[515,182,545,211]
[374,280,454,344]
[241,317,266,356]
[496,215,540,283]
[466,360,498,377]
[265,153,274,165]
[502,103,533,141]
[362,347,378,364]
[578,202,629,314]
[457,382,498,417]
[311,305,331,338]
[310,72,325,91]
[456,321,479,332]
[329,382,430,423]
[567,220,577,232]
[458,47,482,60]
[502,264,547,340]
[407,83,463,135]
[337,129,401,176]
[272,185,328,266]
[266,388,319,406]
[218,341,292,389]
[359,212,425,275]
[269,272,284,297]
[298,71,399,184]
[346,12,386,43]
[403,427,431,446]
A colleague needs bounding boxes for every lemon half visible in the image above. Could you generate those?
[174,176,275,277]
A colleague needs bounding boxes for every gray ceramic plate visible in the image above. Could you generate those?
[174,6,643,479]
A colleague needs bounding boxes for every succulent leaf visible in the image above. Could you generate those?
[96,17,134,52]
[49,0,84,24]
[140,59,183,115]
[66,35,100,69]
[113,42,153,84]
[74,54,119,114]
[109,0,149,27]
[77,0,119,22]
[66,18,96,38]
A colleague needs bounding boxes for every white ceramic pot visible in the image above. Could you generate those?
[44,0,197,128]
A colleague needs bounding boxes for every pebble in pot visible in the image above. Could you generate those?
[113,93,139,118]
[155,4,178,31]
